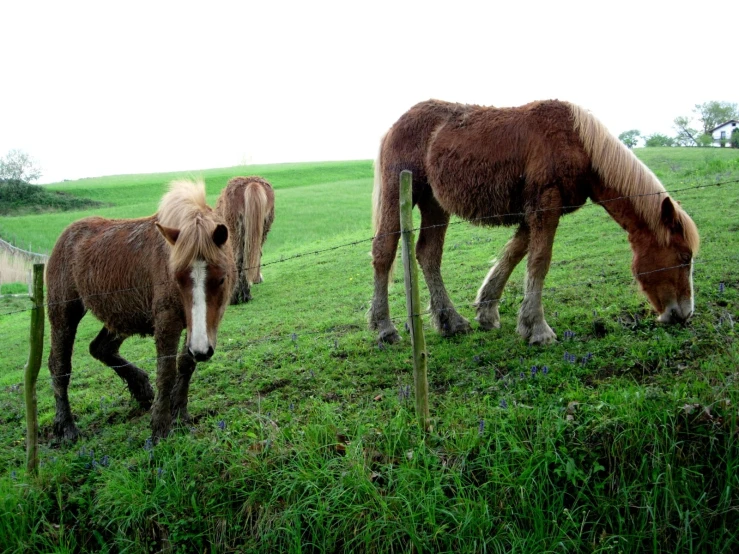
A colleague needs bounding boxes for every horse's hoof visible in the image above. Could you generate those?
[475,315,501,331]
[379,327,401,344]
[521,322,557,345]
[54,421,81,442]
[439,315,472,337]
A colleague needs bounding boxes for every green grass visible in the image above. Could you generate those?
[0,150,738,553]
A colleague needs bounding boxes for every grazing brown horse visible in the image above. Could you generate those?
[47,179,235,441]
[216,176,275,304]
[369,99,699,345]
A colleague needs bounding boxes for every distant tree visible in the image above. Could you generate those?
[673,116,699,146]
[0,149,42,183]
[732,128,739,149]
[618,129,641,148]
[696,134,714,147]
[644,133,675,147]
[694,101,739,134]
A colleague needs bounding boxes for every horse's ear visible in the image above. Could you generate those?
[213,224,228,247]
[660,197,682,232]
[156,222,180,245]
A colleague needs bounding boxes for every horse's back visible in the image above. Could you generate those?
[383,99,591,224]
[47,215,163,333]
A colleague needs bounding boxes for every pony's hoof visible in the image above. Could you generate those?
[54,421,81,442]
[521,322,557,345]
[438,314,472,337]
[378,327,401,344]
[475,314,501,330]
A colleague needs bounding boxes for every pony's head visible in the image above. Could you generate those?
[156,179,235,362]
[631,197,699,324]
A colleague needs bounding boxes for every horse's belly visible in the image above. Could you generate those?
[83,292,155,336]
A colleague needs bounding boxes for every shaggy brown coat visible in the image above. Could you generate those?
[215,176,275,304]
[47,179,235,442]
[369,99,699,345]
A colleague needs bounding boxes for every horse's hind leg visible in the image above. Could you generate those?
[170,342,196,425]
[517,194,561,345]
[368,194,402,344]
[475,225,530,330]
[89,327,154,409]
[48,299,86,441]
[415,196,471,337]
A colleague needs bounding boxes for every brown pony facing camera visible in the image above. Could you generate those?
[46,178,235,442]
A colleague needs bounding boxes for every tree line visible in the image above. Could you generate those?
[619,101,739,148]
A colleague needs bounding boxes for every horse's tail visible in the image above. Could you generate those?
[371,131,396,278]
[243,181,268,284]
[568,102,699,253]
[371,132,387,237]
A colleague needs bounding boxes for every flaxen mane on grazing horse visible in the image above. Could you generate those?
[216,176,275,304]
[369,99,699,345]
[47,179,235,441]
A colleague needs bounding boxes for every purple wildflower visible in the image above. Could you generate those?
[144,438,153,451]
[719,282,725,294]
[531,366,538,376]
[478,419,485,436]
[217,420,226,431]
[542,366,549,375]
[500,399,508,409]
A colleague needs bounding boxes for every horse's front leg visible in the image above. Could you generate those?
[151,319,182,442]
[171,342,196,425]
[517,197,560,345]
[475,225,530,330]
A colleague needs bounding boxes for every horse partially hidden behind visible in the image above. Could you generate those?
[369,99,700,345]
[47,178,235,442]
[215,176,275,304]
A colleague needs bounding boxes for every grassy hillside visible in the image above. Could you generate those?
[0,149,738,552]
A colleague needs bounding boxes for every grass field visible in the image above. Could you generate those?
[0,147,738,553]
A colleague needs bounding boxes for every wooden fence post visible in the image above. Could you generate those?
[399,170,431,433]
[25,263,44,475]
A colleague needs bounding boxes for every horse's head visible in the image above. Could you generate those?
[631,197,699,324]
[157,221,234,362]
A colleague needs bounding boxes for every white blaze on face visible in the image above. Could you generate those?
[189,260,210,355]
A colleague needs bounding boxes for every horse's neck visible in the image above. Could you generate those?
[589,180,648,240]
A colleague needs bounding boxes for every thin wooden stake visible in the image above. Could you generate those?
[399,170,431,433]
[25,263,44,475]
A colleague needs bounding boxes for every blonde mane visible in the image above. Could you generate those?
[157,178,229,272]
[568,103,700,253]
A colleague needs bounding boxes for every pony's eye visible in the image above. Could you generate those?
[680,253,692,264]
[219,277,225,285]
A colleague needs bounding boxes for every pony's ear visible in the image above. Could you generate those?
[156,222,180,245]
[660,197,682,232]
[213,224,228,247]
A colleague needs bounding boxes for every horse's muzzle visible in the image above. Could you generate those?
[189,346,214,362]
[658,302,693,324]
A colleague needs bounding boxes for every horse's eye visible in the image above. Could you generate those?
[219,277,225,285]
[680,253,692,264]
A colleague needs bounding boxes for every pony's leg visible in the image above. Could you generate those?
[475,225,530,330]
[89,327,154,408]
[415,197,471,337]
[150,320,182,442]
[170,342,196,424]
[232,249,251,305]
[48,299,86,441]
[517,204,560,345]
[368,206,402,344]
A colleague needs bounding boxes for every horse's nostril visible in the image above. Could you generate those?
[206,346,214,358]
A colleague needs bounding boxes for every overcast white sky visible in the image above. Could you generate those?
[2,1,737,184]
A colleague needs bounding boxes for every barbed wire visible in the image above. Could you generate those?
[1,177,737,319]
[4,252,733,385]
